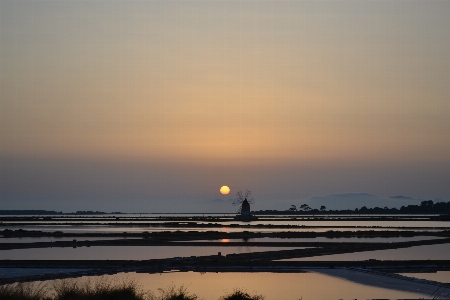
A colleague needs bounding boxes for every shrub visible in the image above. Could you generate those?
[155,285,198,300]
[0,280,268,300]
[52,277,152,300]
[219,288,265,300]
[0,282,50,300]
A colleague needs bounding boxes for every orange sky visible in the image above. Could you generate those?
[1,1,449,212]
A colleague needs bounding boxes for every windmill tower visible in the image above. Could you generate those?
[233,190,257,221]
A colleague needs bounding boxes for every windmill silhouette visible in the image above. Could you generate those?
[233,189,256,220]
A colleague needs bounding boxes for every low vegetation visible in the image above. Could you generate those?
[260,200,450,215]
[52,278,149,300]
[155,285,198,300]
[0,279,265,300]
[0,282,49,300]
[219,289,264,300]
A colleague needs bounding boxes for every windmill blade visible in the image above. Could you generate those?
[232,198,243,206]
[232,189,254,209]
[245,190,255,204]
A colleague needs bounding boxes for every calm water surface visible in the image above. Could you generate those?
[180,236,445,243]
[2,236,442,244]
[212,220,450,227]
[278,243,450,261]
[2,225,443,234]
[4,219,450,227]
[39,271,428,299]
[1,246,299,260]
[0,237,139,243]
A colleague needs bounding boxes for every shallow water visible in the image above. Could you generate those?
[0,246,300,260]
[0,237,138,243]
[2,225,442,234]
[214,219,450,228]
[180,236,445,243]
[36,271,429,299]
[278,242,450,261]
[4,215,449,297]
[4,218,450,225]
[4,215,448,228]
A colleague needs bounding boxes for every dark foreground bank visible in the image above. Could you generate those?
[0,279,264,300]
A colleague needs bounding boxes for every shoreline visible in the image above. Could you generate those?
[2,259,450,284]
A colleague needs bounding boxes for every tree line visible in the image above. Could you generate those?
[255,200,450,215]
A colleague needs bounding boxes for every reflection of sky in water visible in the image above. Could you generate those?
[0,246,300,260]
[0,237,139,243]
[3,220,450,228]
[204,220,450,228]
[180,236,446,243]
[37,272,428,299]
[1,225,443,234]
[278,243,450,261]
[2,214,439,218]
[1,235,444,244]
[2,236,444,251]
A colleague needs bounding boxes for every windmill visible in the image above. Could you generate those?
[233,189,254,216]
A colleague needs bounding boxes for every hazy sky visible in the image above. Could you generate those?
[1,0,449,212]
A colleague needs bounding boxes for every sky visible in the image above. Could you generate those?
[1,0,449,212]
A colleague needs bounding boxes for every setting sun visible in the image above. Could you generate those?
[220,186,230,195]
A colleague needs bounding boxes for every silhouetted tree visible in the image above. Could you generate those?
[300,204,311,211]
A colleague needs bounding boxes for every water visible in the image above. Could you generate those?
[3,214,449,299]
[278,242,450,261]
[5,236,442,244]
[34,271,431,299]
[3,214,449,230]
[3,219,450,227]
[2,225,444,234]
[0,237,137,243]
[0,246,300,260]
[179,236,446,243]
[213,219,450,228]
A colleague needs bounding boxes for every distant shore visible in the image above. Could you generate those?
[2,200,450,215]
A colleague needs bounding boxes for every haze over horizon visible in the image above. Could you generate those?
[1,1,449,213]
